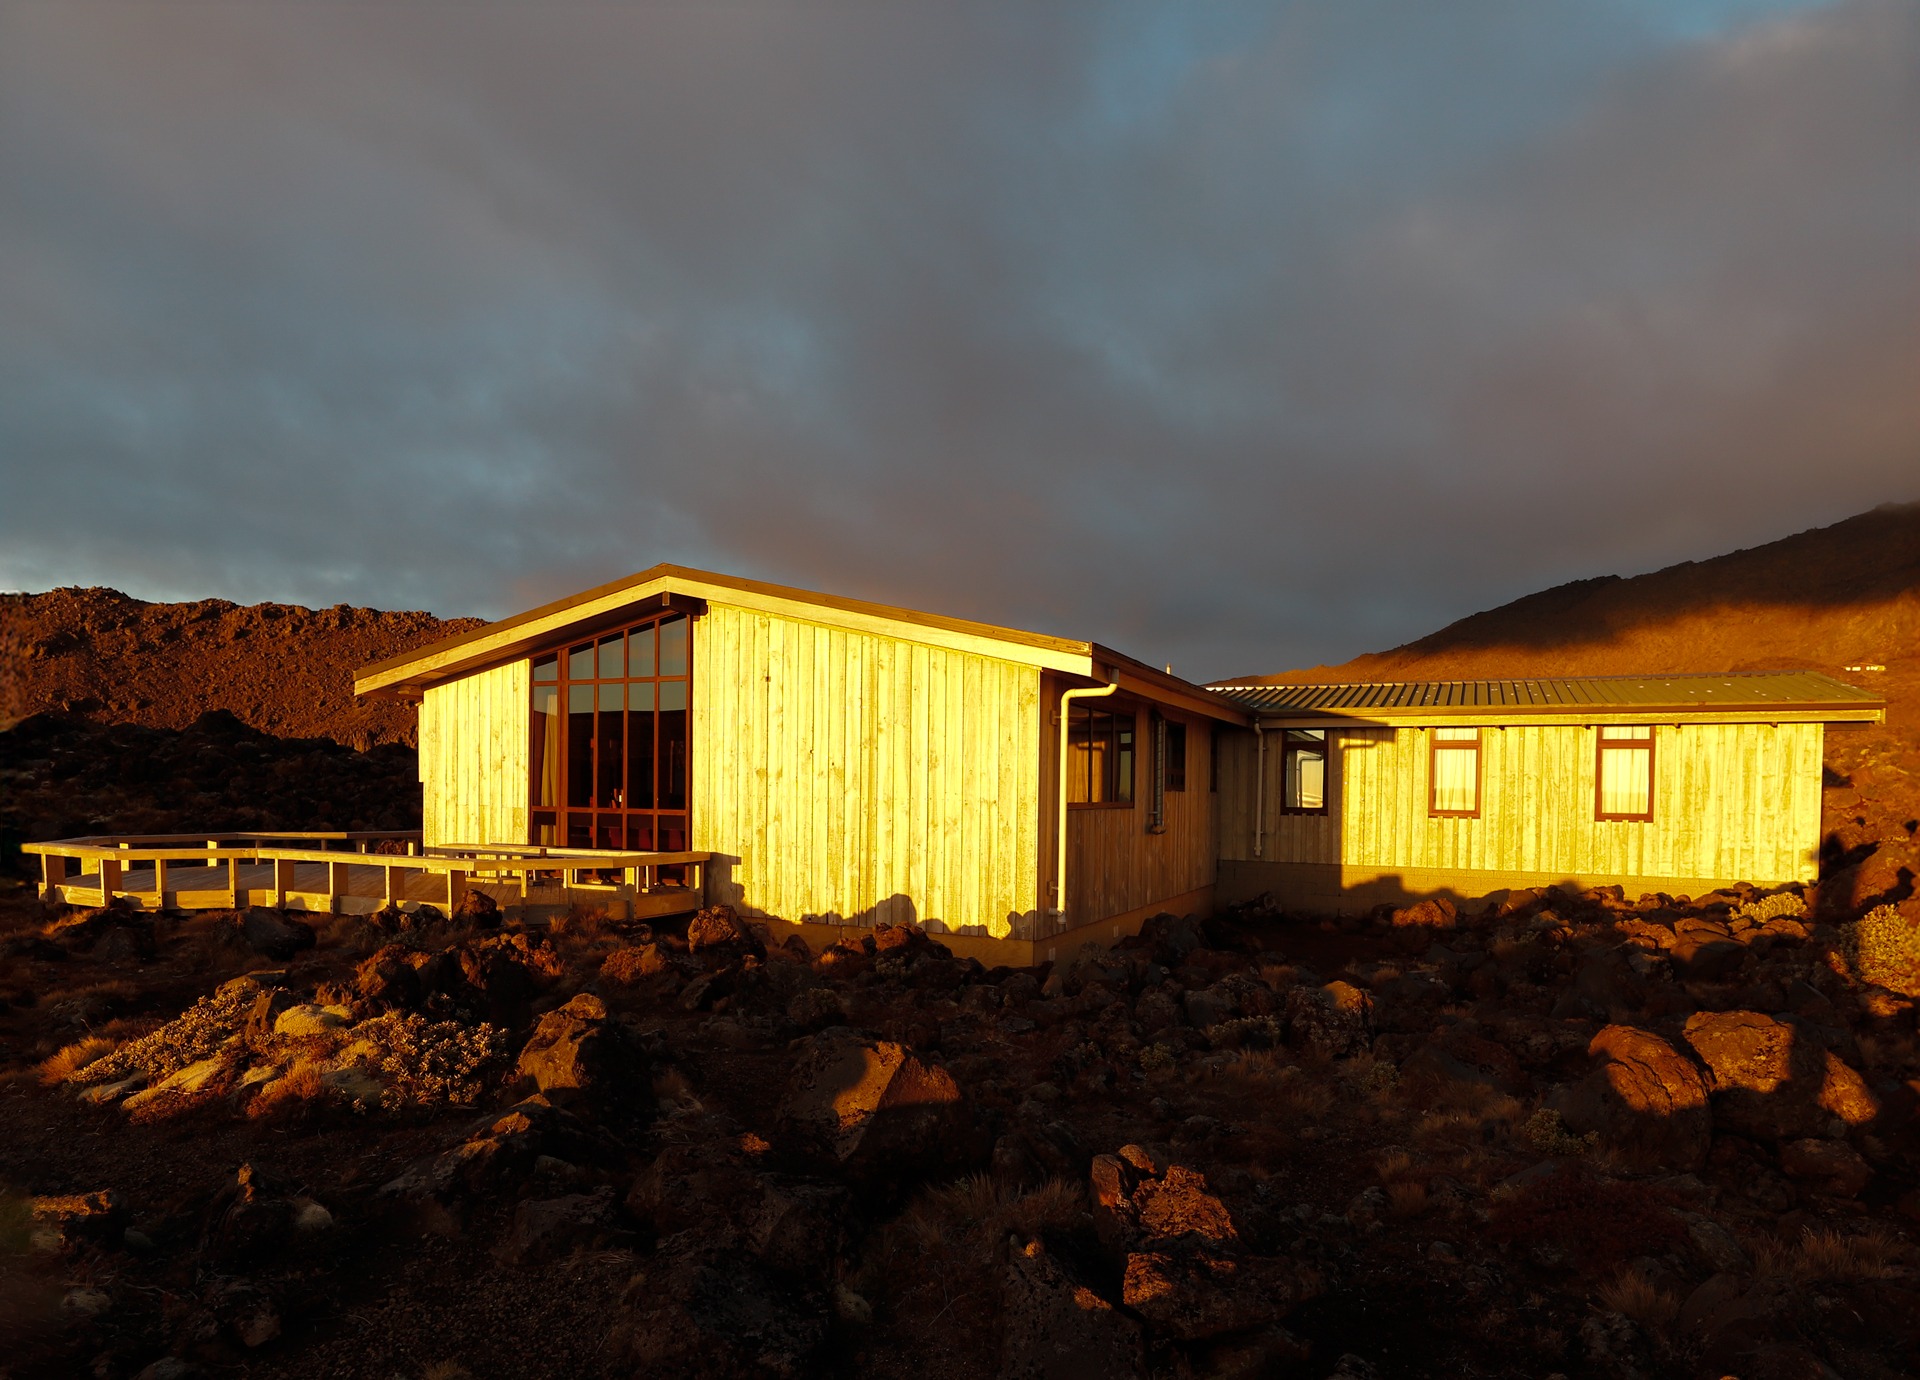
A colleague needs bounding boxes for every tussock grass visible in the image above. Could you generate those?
[1754,1226,1906,1283]
[245,1059,333,1122]
[36,1036,116,1086]
[1596,1267,1679,1333]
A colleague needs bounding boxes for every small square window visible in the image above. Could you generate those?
[1281,729,1327,814]
[1429,727,1480,818]
[1597,726,1654,821]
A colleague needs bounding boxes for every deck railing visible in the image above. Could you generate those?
[21,832,710,919]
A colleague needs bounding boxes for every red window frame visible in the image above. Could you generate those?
[1595,725,1656,823]
[1428,727,1482,819]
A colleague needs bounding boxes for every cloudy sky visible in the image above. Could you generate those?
[2,1,1915,680]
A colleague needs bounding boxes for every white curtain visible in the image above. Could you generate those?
[1432,729,1477,813]
[1599,728,1652,816]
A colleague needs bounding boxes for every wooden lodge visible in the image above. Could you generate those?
[27,566,1887,962]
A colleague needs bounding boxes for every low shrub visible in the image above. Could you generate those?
[73,981,255,1084]
[1488,1167,1684,1272]
[1735,891,1806,924]
[1844,904,1920,996]
[1596,1267,1679,1333]
[347,1012,508,1108]
[1522,1108,1597,1157]
[36,1036,116,1086]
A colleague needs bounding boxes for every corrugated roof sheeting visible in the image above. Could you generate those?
[1207,670,1883,716]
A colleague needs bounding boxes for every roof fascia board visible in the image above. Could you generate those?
[1253,707,1885,729]
[1087,649,1251,726]
[356,566,1100,697]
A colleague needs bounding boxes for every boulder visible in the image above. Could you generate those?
[354,944,423,1012]
[1682,1010,1880,1140]
[784,986,846,1032]
[1390,897,1457,931]
[495,1185,627,1263]
[29,1190,127,1250]
[1671,932,1750,983]
[272,1004,352,1039]
[774,1029,968,1177]
[1182,985,1238,1031]
[1778,1138,1872,1198]
[687,904,761,955]
[514,993,650,1117]
[1402,1027,1529,1095]
[1553,1025,1711,1172]
[239,909,315,961]
[1284,981,1374,1057]
[1000,1239,1145,1380]
[1120,1250,1297,1341]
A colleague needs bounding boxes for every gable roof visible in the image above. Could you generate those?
[1207,670,1885,725]
[353,564,1249,724]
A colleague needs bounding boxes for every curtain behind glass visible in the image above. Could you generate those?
[1432,732,1477,813]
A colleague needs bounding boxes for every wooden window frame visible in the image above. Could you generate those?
[1427,727,1482,819]
[528,610,694,857]
[1280,728,1330,817]
[1067,702,1137,810]
[1595,725,1656,823]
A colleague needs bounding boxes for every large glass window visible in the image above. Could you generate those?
[1597,725,1654,821]
[529,611,691,870]
[1429,727,1480,817]
[1068,704,1135,806]
[1281,729,1328,814]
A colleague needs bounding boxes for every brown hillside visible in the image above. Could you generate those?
[0,588,485,748]
[1222,500,1920,859]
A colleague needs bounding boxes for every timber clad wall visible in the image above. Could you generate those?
[1218,721,1824,894]
[419,659,530,849]
[692,602,1044,940]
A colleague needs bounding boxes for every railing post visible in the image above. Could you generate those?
[99,855,122,906]
[40,852,64,903]
[227,854,242,909]
[154,858,170,909]
[384,861,400,907]
[328,859,351,914]
[447,867,468,913]
[274,857,296,908]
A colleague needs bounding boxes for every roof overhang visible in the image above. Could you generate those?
[1246,706,1886,729]
[354,564,1251,724]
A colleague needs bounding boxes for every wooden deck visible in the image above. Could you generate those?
[23,832,709,922]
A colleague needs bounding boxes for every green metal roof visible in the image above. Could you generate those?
[1206,670,1885,721]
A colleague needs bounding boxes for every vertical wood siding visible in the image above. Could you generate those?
[691,603,1043,939]
[1061,728,1216,933]
[1219,721,1823,885]
[418,659,530,849]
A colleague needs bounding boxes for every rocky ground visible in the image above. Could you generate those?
[3,870,1919,1380]
[0,712,423,875]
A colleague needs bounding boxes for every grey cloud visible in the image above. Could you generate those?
[0,1,1913,680]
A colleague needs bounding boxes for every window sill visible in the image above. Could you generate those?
[1068,801,1136,811]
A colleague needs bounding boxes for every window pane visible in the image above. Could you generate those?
[531,686,560,808]
[566,815,592,849]
[1600,747,1652,816]
[1286,742,1326,810]
[624,817,654,852]
[1069,710,1094,804]
[660,615,688,676]
[660,696,688,810]
[567,685,593,807]
[531,810,556,847]
[1433,727,1478,741]
[1603,725,1652,742]
[658,680,687,712]
[568,643,595,681]
[598,634,624,680]
[596,684,623,807]
[533,654,557,683]
[630,623,656,678]
[1114,717,1134,802]
[627,688,655,810]
[1432,745,1477,813]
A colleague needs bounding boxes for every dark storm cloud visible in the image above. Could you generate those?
[1,1,1914,679]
